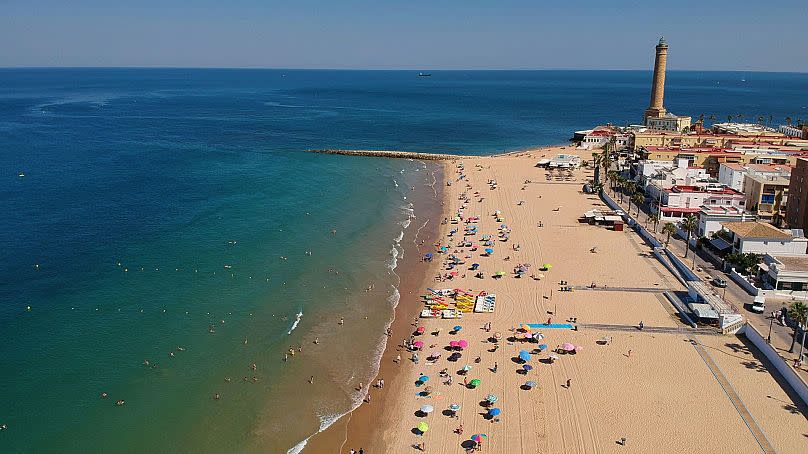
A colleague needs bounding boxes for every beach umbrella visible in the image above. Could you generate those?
[542,263,553,269]
[458,340,468,349]
[538,344,548,350]
[461,364,472,371]
[417,422,429,433]
[484,248,494,254]
[549,354,559,361]
[514,332,525,339]
[419,375,430,382]
[469,379,481,388]
[519,324,531,331]
[449,340,460,348]
[523,364,533,371]
[561,343,575,352]
[449,403,462,412]
[430,351,440,358]
[575,345,584,352]
[495,271,505,276]
[420,404,434,414]
[416,327,426,334]
[488,408,501,417]
[493,332,502,340]
[413,341,424,348]
[423,386,434,394]
[524,332,533,339]
[453,325,462,332]
[519,350,532,362]
[538,273,545,279]
[525,380,538,388]
[471,434,488,443]
[485,394,498,403]
[534,333,545,340]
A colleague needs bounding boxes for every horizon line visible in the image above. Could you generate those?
[0,66,806,74]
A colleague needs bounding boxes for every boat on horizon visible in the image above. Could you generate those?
[418,72,432,77]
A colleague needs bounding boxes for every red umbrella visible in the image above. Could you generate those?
[416,327,426,334]
[459,339,469,349]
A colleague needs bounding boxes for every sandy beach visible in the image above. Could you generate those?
[305,146,808,453]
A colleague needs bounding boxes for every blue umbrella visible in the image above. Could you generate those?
[518,350,531,362]
[523,364,533,371]
[484,248,494,254]
[425,253,433,258]
[488,408,501,416]
[453,325,462,332]
[538,344,548,350]
[525,381,537,388]
[419,375,430,382]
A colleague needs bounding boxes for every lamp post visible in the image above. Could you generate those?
[767,312,775,344]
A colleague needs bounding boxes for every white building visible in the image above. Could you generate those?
[722,221,808,255]
[698,206,754,238]
[778,125,807,139]
[653,184,745,222]
[717,163,748,192]
[758,254,808,293]
[646,113,692,132]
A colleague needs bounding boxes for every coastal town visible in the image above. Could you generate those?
[308,39,808,454]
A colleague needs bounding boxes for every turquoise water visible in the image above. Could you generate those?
[0,69,806,453]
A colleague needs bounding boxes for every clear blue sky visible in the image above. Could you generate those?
[2,0,806,71]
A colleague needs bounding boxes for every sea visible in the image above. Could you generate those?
[1,69,806,453]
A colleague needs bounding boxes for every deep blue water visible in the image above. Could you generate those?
[0,69,806,453]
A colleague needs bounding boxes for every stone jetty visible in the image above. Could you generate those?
[306,149,466,160]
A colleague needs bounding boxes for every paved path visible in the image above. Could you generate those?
[572,285,674,293]
[580,323,721,336]
[690,337,776,453]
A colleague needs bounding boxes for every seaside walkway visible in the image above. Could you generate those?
[690,337,776,453]
[572,285,674,293]
[579,323,721,336]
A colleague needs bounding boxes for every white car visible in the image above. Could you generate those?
[751,296,765,313]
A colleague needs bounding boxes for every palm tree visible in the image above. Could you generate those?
[662,222,677,248]
[591,152,603,184]
[625,182,637,212]
[786,116,793,126]
[607,171,619,194]
[616,176,628,202]
[788,301,808,353]
[632,193,644,217]
[681,214,699,259]
[652,211,662,232]
[601,147,614,180]
[757,115,765,125]
[727,115,733,123]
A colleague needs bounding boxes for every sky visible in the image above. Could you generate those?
[1,0,806,71]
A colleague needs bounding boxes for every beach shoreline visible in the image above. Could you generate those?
[300,161,448,453]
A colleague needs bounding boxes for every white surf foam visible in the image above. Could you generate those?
[287,310,303,335]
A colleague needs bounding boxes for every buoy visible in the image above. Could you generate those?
[26,306,31,311]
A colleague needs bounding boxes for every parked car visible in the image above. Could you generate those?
[712,277,728,288]
[751,295,765,313]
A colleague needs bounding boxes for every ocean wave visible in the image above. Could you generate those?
[394,230,404,244]
[286,412,343,454]
[387,246,399,271]
[287,310,303,335]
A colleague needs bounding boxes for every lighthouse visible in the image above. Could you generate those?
[644,37,669,121]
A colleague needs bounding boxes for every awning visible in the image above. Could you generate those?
[709,237,732,252]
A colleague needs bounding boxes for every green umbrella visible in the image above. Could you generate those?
[495,271,505,276]
[417,421,429,433]
[469,378,481,387]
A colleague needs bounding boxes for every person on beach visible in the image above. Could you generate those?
[395,354,401,363]
[314,337,319,344]
[339,317,344,325]
[628,349,632,358]
[309,376,314,384]
[456,424,464,435]
[493,362,498,373]
[566,378,572,388]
